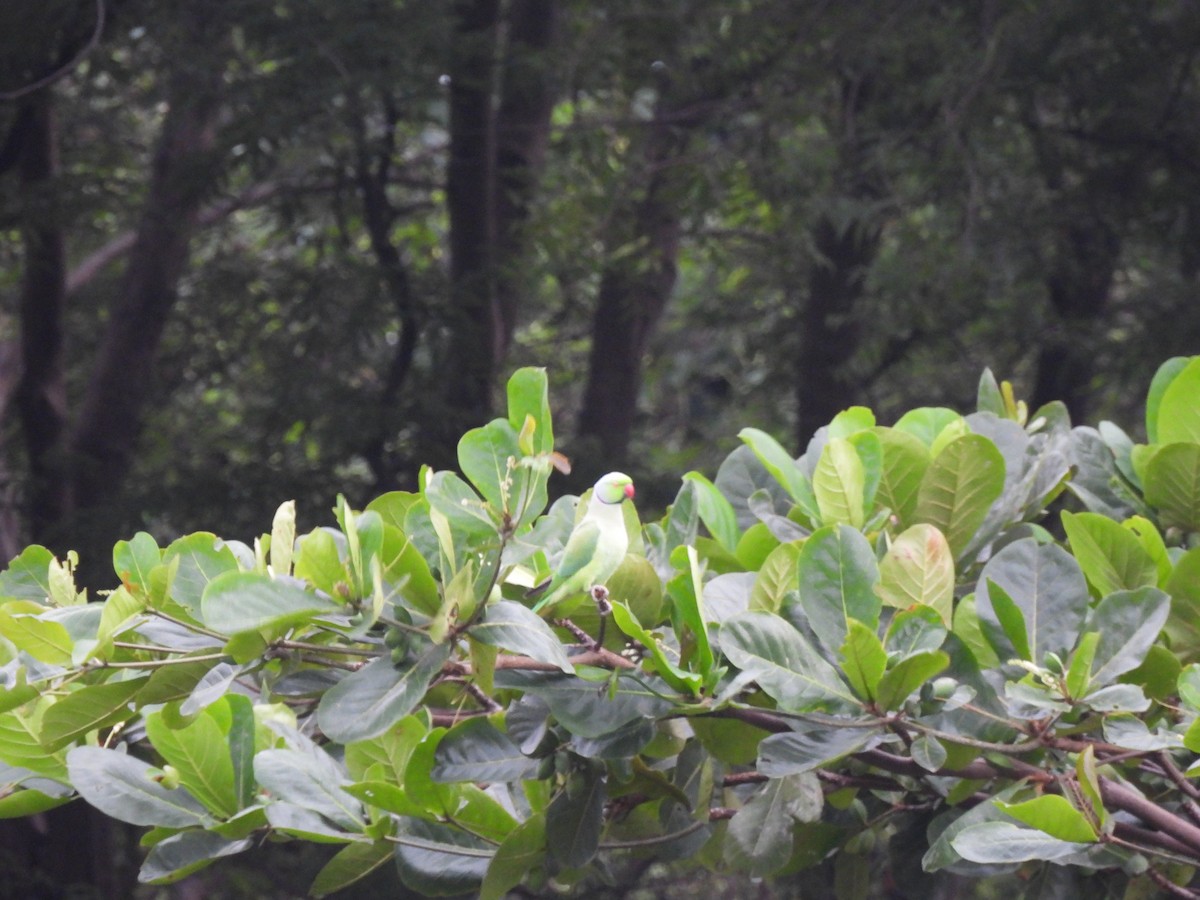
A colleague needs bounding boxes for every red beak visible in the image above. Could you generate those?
[625,484,636,499]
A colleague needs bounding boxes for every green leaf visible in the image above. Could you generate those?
[737,428,817,515]
[1146,357,1192,443]
[309,840,397,898]
[840,619,887,701]
[546,763,605,867]
[997,795,1098,843]
[875,650,949,711]
[950,821,1092,864]
[1086,587,1171,688]
[894,408,963,449]
[914,434,1006,562]
[431,718,539,783]
[1144,443,1200,530]
[458,419,521,513]
[875,429,932,527]
[758,726,882,777]
[0,787,70,819]
[254,745,364,831]
[0,605,73,664]
[849,430,883,519]
[506,367,553,455]
[1156,356,1200,444]
[144,708,238,817]
[270,501,297,577]
[317,645,451,744]
[911,734,947,772]
[1061,511,1158,597]
[480,813,546,900]
[984,578,1032,661]
[343,781,425,818]
[162,533,241,621]
[0,545,54,602]
[492,670,671,739]
[812,438,865,528]
[294,528,346,596]
[725,773,822,877]
[720,611,858,711]
[394,818,492,896]
[828,406,876,438]
[139,831,252,884]
[41,678,147,751]
[379,524,440,616]
[974,539,1089,662]
[666,545,715,682]
[67,746,214,828]
[0,705,69,778]
[795,525,880,654]
[200,570,341,634]
[977,368,1005,417]
[470,600,573,673]
[1166,547,1200,658]
[1066,632,1100,700]
[875,524,954,625]
[609,601,703,694]
[749,542,800,614]
[113,532,161,590]
[683,471,741,552]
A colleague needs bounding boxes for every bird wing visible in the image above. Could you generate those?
[549,518,602,592]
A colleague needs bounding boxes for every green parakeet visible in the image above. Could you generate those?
[531,472,635,613]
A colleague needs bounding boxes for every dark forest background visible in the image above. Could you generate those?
[1,1,1199,896]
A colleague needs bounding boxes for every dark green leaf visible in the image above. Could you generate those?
[471,600,573,672]
[720,611,858,711]
[758,726,883,777]
[200,571,341,634]
[795,525,880,654]
[138,831,252,884]
[875,651,949,711]
[545,763,605,867]
[317,645,451,744]
[974,539,1089,662]
[431,718,539,783]
[1086,587,1170,687]
[394,817,493,896]
[951,821,1092,863]
[66,746,214,827]
[41,678,147,752]
[309,840,395,898]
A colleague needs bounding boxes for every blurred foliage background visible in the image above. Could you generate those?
[1,1,1199,895]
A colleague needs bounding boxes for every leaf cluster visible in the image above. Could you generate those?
[3,363,1200,896]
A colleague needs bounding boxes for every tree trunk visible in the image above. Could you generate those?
[441,0,501,459]
[794,72,883,446]
[12,93,68,552]
[62,11,224,569]
[493,0,560,359]
[574,88,693,473]
[796,214,880,444]
[1030,219,1120,420]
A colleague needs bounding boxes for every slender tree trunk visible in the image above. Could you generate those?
[796,214,880,444]
[794,73,882,445]
[1031,219,1120,418]
[441,0,501,457]
[493,0,560,359]
[63,10,224,568]
[574,87,694,472]
[12,93,68,551]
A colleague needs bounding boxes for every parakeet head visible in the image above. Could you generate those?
[594,472,635,505]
